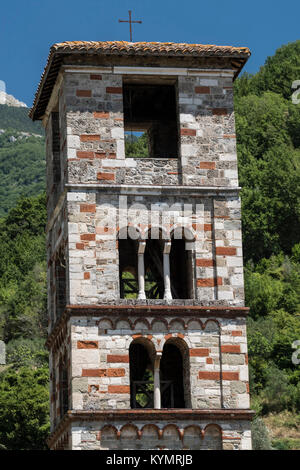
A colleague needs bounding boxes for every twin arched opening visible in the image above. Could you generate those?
[119,227,195,300]
[129,337,190,409]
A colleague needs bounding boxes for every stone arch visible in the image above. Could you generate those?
[186,318,203,330]
[133,318,151,331]
[120,424,139,450]
[170,225,196,242]
[162,424,181,450]
[183,425,202,450]
[98,318,114,331]
[203,319,220,333]
[203,424,222,450]
[100,425,119,450]
[140,424,160,449]
[151,318,168,332]
[115,318,133,331]
[168,318,186,331]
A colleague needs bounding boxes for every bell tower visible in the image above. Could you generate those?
[30,40,254,450]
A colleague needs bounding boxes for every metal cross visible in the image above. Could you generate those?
[119,10,142,42]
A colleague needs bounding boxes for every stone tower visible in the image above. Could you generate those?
[30,41,254,450]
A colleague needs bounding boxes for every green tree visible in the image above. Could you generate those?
[0,367,50,450]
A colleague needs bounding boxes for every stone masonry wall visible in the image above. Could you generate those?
[68,418,251,450]
[66,191,244,306]
[69,315,249,413]
[62,71,238,188]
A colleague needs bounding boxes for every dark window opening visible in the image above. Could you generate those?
[59,354,68,418]
[130,342,154,409]
[55,250,66,320]
[123,83,178,158]
[170,237,194,299]
[144,234,164,299]
[51,111,61,202]
[160,343,185,408]
[119,238,138,299]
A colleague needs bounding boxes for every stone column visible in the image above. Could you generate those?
[137,240,146,300]
[163,240,172,300]
[154,353,162,409]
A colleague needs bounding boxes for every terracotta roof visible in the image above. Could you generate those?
[51,40,250,56]
[30,41,251,120]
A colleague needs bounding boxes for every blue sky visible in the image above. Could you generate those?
[0,0,299,107]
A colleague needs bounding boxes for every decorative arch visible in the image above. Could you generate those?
[183,425,203,450]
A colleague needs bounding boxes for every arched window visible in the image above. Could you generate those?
[119,237,139,299]
[144,230,165,299]
[129,339,155,408]
[160,339,190,408]
[170,228,195,299]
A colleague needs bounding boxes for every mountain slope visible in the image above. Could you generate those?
[0,105,45,217]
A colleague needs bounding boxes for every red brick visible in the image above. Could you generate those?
[198,371,220,380]
[84,272,90,280]
[189,348,210,357]
[94,111,109,119]
[76,90,92,97]
[108,385,130,393]
[212,108,227,116]
[196,259,214,267]
[80,233,96,241]
[76,243,85,250]
[206,358,213,364]
[97,172,115,181]
[200,162,216,169]
[195,86,210,94]
[80,204,96,213]
[216,247,237,256]
[197,277,222,287]
[94,152,107,159]
[78,341,99,349]
[223,134,236,139]
[84,368,125,378]
[221,345,241,354]
[204,224,212,231]
[106,87,123,94]
[77,151,95,159]
[180,128,196,136]
[107,355,129,363]
[232,330,243,336]
[222,372,239,380]
[80,134,100,142]
[90,74,102,80]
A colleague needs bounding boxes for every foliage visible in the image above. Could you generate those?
[6,337,48,368]
[0,129,45,216]
[0,367,49,450]
[125,132,149,157]
[251,417,272,450]
[0,193,47,342]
